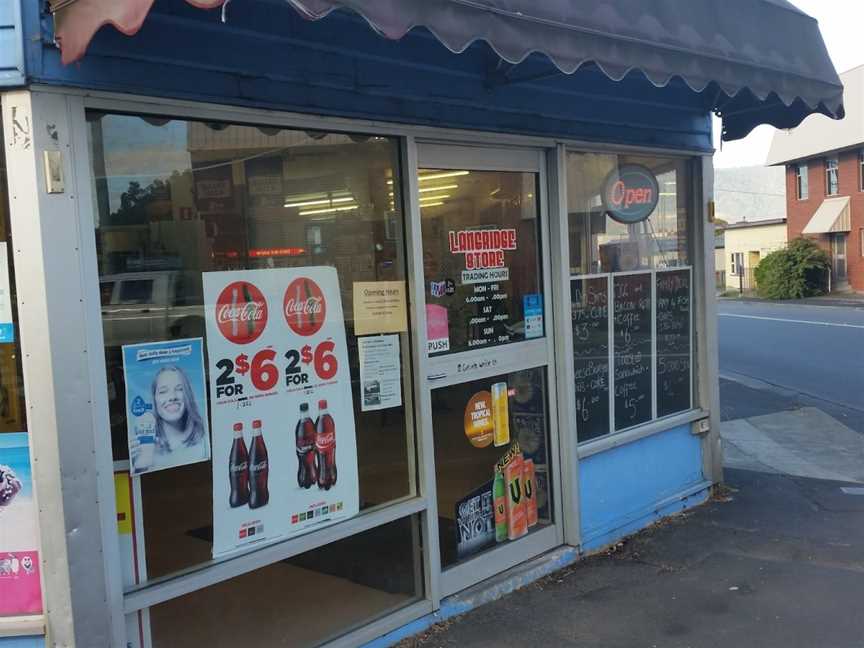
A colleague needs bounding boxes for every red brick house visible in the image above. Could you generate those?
[767,65,864,292]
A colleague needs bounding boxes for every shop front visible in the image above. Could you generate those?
[0,2,844,647]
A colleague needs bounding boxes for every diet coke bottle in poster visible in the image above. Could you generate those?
[295,402,317,489]
[315,400,337,490]
[248,419,270,509]
[228,422,250,508]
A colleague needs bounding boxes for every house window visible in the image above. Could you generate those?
[860,228,864,258]
[859,149,863,192]
[826,157,839,196]
[730,253,744,276]
[796,163,808,199]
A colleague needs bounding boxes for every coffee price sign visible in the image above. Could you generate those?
[204,267,359,559]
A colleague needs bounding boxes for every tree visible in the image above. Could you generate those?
[754,237,831,299]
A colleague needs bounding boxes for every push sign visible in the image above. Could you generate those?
[602,164,660,224]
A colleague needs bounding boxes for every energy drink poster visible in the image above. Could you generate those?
[0,432,42,616]
[204,267,359,559]
[122,339,210,476]
[455,480,495,559]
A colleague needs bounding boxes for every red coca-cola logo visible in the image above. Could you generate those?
[215,281,268,344]
[316,431,335,450]
[284,278,326,336]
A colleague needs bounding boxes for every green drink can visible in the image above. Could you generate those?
[493,468,507,543]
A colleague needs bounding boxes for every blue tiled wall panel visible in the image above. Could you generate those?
[23,0,712,151]
[0,636,44,648]
[580,424,709,552]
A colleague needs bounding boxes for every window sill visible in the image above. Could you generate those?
[577,409,709,459]
[0,615,45,638]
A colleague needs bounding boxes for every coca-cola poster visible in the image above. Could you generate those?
[203,267,359,559]
[121,339,211,476]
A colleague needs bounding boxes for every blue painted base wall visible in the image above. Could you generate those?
[0,636,44,648]
[580,424,709,552]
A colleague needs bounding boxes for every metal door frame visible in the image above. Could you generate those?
[412,142,566,598]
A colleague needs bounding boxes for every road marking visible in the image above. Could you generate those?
[719,313,864,329]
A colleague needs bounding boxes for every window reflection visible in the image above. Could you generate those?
[567,153,690,274]
[90,114,414,580]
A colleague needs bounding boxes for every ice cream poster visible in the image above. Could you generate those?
[122,338,211,476]
[0,432,42,616]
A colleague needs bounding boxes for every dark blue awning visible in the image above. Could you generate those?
[285,0,845,141]
[52,0,844,141]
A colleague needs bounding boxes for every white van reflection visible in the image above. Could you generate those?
[100,271,204,348]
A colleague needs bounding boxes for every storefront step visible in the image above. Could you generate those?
[362,546,580,648]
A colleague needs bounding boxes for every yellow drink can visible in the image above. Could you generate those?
[491,382,510,447]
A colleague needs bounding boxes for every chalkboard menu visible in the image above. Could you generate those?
[656,269,691,417]
[571,277,610,441]
[613,273,652,430]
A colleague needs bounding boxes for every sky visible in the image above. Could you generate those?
[713,1,864,169]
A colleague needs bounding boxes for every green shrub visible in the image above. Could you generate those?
[754,238,831,299]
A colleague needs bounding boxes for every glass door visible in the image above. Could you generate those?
[416,144,562,596]
[831,233,847,283]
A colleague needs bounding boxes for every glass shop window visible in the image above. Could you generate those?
[89,113,416,582]
[567,152,694,443]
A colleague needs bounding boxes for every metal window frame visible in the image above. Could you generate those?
[561,147,706,454]
[4,83,718,646]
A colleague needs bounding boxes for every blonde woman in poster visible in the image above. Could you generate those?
[124,339,211,475]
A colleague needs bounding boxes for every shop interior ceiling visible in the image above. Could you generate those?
[48,0,843,142]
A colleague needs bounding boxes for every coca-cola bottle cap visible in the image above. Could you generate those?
[252,419,262,429]
[318,399,327,409]
[233,423,243,431]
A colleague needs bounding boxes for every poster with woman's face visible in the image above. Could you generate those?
[122,338,211,475]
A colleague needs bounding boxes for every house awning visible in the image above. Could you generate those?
[49,0,845,141]
[802,197,851,235]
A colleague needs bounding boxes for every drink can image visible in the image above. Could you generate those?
[523,458,538,528]
[132,409,157,474]
[493,468,507,543]
[503,452,527,541]
[491,382,510,447]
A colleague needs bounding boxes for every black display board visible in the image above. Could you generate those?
[613,273,652,430]
[655,269,691,417]
[571,277,610,441]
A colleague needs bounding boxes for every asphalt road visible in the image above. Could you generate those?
[718,300,864,422]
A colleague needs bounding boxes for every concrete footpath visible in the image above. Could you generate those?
[397,469,864,647]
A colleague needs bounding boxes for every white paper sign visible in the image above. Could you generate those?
[358,335,402,412]
[203,267,359,558]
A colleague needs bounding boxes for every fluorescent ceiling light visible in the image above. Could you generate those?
[388,184,458,197]
[419,201,444,208]
[386,171,469,186]
[285,196,355,208]
[299,204,360,216]
[420,194,450,202]
[419,170,469,182]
